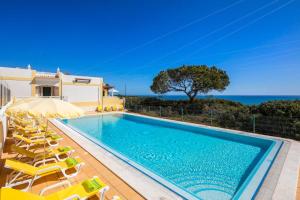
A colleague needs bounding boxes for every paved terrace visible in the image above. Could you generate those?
[0,123,145,200]
[1,111,300,200]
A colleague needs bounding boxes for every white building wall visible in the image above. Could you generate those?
[0,67,32,98]
[62,85,99,102]
[61,74,103,103]
[2,80,31,98]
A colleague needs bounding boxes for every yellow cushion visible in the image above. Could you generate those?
[5,159,38,176]
[0,188,43,200]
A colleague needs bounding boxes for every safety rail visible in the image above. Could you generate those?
[126,104,300,140]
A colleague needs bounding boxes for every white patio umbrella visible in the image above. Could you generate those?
[108,88,119,96]
[7,98,84,118]
[6,98,84,164]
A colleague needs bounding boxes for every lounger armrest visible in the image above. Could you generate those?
[40,180,71,196]
[99,186,110,200]
[29,132,44,139]
[34,157,57,167]
[29,134,44,139]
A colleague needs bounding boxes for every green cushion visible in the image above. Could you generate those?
[58,146,71,152]
[82,178,102,192]
[65,158,78,167]
[82,180,95,192]
[50,134,61,140]
[91,178,101,188]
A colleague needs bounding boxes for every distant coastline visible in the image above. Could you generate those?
[130,95,300,105]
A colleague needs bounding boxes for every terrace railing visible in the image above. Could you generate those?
[126,105,300,140]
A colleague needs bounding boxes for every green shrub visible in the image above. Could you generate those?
[125,96,300,140]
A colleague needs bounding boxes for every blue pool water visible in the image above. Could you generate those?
[62,114,279,200]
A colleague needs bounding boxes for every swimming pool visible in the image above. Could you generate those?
[61,113,282,200]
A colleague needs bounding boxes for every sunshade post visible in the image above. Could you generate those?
[43,114,53,165]
[41,114,47,165]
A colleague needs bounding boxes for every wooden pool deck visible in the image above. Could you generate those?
[0,123,145,200]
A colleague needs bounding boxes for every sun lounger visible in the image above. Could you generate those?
[4,157,84,191]
[104,106,112,111]
[1,176,109,200]
[97,105,103,112]
[13,134,62,148]
[117,105,124,111]
[11,144,74,163]
[13,126,58,139]
[112,105,118,111]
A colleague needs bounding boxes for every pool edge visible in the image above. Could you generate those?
[54,112,288,199]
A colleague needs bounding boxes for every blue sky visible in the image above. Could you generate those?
[0,0,300,95]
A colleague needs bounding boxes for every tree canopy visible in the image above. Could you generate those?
[150,65,230,102]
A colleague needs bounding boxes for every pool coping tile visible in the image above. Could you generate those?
[51,112,300,200]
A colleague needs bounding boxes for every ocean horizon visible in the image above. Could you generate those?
[131,95,300,105]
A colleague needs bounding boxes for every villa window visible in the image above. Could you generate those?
[74,78,91,84]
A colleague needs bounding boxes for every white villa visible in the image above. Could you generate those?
[0,65,124,111]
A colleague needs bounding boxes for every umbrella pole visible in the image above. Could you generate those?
[43,114,47,165]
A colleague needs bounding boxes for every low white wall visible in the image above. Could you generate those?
[0,101,12,152]
[103,96,124,107]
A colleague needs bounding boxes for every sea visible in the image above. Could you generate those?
[139,95,300,105]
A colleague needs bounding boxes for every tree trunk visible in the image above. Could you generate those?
[189,96,195,103]
[187,93,196,103]
[184,90,198,103]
